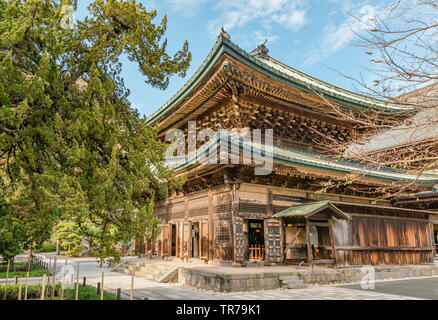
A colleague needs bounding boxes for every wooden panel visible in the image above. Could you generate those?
[239,191,268,204]
[213,219,233,261]
[233,217,244,263]
[162,225,169,257]
[333,215,434,267]
[201,221,209,258]
[183,222,191,258]
[188,197,209,217]
[264,219,283,263]
[168,201,185,220]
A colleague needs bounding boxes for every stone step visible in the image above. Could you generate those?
[279,276,300,281]
[130,263,175,271]
[282,279,304,285]
[285,283,307,290]
[116,267,164,280]
[133,271,160,280]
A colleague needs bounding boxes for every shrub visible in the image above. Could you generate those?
[66,246,82,257]
[35,242,57,253]
[0,283,62,300]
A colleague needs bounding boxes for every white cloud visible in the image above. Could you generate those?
[253,30,280,44]
[302,4,378,66]
[207,0,308,37]
[272,9,307,32]
[165,0,208,17]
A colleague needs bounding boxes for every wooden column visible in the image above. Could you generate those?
[185,198,191,259]
[208,189,213,262]
[429,221,436,256]
[180,222,184,258]
[328,220,337,268]
[175,221,179,258]
[198,221,202,259]
[306,219,313,268]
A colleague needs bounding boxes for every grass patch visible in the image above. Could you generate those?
[0,263,50,279]
[0,283,120,300]
[64,284,119,300]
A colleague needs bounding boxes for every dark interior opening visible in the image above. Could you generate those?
[248,219,264,246]
[171,224,176,256]
[191,222,199,258]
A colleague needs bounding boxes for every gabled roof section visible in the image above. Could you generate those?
[147,33,413,126]
[272,200,351,220]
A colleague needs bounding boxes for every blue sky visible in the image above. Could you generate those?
[75,0,388,118]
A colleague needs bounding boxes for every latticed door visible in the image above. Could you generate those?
[233,217,244,263]
[264,219,283,263]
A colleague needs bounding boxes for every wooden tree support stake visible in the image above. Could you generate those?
[41,275,46,300]
[101,272,104,300]
[3,260,9,300]
[130,270,134,300]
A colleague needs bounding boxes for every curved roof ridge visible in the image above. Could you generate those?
[147,34,415,125]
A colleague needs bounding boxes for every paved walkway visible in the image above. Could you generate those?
[3,254,437,300]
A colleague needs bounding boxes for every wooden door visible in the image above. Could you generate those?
[264,219,283,263]
[183,222,191,258]
[161,224,170,257]
[233,217,245,263]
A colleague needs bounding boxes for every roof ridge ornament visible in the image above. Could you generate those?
[250,39,269,59]
[219,26,231,40]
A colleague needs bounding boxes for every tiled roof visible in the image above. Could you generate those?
[166,130,438,185]
[147,34,413,125]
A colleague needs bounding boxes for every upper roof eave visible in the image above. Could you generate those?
[147,35,413,126]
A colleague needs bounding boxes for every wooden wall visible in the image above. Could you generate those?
[333,215,434,266]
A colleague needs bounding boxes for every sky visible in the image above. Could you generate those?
[75,0,390,118]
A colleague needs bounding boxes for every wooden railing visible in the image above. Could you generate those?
[249,245,265,262]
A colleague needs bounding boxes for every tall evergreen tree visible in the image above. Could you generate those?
[0,0,190,261]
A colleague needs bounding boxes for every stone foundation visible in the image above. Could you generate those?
[178,265,438,292]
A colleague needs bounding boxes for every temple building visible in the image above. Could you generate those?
[139,31,438,267]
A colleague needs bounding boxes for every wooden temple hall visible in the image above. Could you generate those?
[139,30,438,267]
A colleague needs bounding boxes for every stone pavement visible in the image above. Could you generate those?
[3,253,436,300]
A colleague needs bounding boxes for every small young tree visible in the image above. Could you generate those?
[53,220,82,256]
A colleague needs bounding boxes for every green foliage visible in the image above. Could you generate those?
[64,284,118,300]
[35,242,57,253]
[53,220,82,255]
[0,283,53,300]
[0,1,189,262]
[0,186,28,262]
[0,282,118,300]
[0,262,50,278]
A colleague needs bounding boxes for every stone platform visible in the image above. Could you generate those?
[113,257,438,293]
[178,264,438,292]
